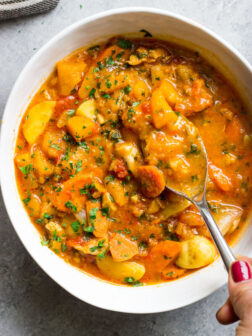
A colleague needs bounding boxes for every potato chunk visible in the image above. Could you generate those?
[137,165,165,198]
[57,60,86,96]
[42,129,66,159]
[211,202,243,235]
[76,99,96,120]
[107,179,127,206]
[176,236,216,269]
[23,101,56,144]
[31,146,54,182]
[131,79,150,100]
[159,79,179,107]
[26,194,41,218]
[15,153,31,167]
[67,116,99,141]
[46,221,66,251]
[97,255,145,283]
[102,192,117,213]
[151,88,178,129]
[78,67,97,99]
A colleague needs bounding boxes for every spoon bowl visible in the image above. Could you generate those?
[161,114,236,270]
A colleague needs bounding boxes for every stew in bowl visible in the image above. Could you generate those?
[14,35,252,286]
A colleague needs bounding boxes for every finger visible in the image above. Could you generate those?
[228,260,252,322]
[216,298,239,325]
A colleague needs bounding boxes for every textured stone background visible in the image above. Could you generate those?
[0,1,251,335]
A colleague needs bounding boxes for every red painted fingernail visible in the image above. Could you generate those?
[231,261,252,282]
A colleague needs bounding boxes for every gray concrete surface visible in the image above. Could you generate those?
[0,0,251,335]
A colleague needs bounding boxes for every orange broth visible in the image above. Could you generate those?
[14,36,252,285]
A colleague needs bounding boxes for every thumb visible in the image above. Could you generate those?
[229,259,252,335]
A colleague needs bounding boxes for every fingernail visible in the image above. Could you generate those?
[231,261,252,282]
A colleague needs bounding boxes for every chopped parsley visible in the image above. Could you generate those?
[67,109,75,116]
[71,220,80,232]
[124,277,143,286]
[187,143,201,155]
[23,191,31,205]
[140,29,152,37]
[78,141,89,153]
[89,88,96,98]
[97,247,109,259]
[76,160,82,173]
[41,238,49,246]
[18,164,32,175]
[43,213,53,220]
[100,207,109,217]
[90,239,106,252]
[102,93,111,100]
[123,85,131,94]
[89,207,99,221]
[207,202,219,213]
[105,175,114,184]
[65,201,77,213]
[117,38,132,49]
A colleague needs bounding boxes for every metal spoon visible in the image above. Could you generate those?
[160,115,236,271]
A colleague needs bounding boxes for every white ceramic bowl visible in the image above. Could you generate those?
[1,7,252,314]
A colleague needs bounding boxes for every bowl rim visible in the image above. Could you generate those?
[1,7,252,314]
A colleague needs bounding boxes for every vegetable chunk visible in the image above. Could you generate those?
[146,241,182,274]
[137,165,165,197]
[42,129,66,159]
[57,60,86,96]
[67,116,99,141]
[110,233,138,262]
[97,255,145,282]
[67,236,109,256]
[208,162,232,192]
[23,101,56,144]
[159,79,180,107]
[86,200,109,238]
[176,236,216,269]
[14,36,252,286]
[151,88,178,129]
[162,264,186,280]
[31,146,54,182]
[76,99,96,120]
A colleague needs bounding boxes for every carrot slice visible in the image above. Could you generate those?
[54,174,96,212]
[109,233,138,262]
[208,162,232,192]
[97,45,125,61]
[225,115,244,143]
[86,200,109,238]
[138,165,165,197]
[146,241,182,274]
[66,237,84,247]
[162,264,186,280]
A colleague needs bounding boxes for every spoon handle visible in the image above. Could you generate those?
[195,199,236,271]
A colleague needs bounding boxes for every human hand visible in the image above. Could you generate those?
[216,258,252,336]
